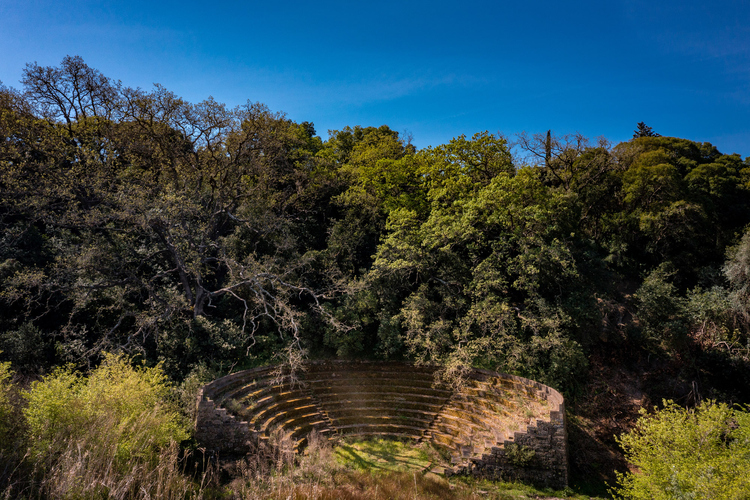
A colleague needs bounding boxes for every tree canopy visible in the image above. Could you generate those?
[2,58,750,406]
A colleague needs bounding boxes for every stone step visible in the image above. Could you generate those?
[203,366,277,397]
[305,374,441,388]
[325,406,440,419]
[430,431,460,450]
[315,391,450,405]
[289,420,331,440]
[329,414,434,428]
[340,430,425,441]
[246,394,316,420]
[438,405,521,433]
[343,396,441,408]
[253,402,319,429]
[446,398,517,418]
[440,407,511,430]
[219,371,280,400]
[433,415,502,436]
[323,403,445,416]
[263,412,327,435]
[430,427,495,452]
[239,385,312,410]
[303,362,437,376]
[334,422,429,436]
[309,381,445,395]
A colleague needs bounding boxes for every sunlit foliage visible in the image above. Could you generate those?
[613,400,750,499]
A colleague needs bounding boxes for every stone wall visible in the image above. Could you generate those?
[440,369,568,488]
[194,365,277,456]
[194,390,255,455]
[195,361,568,488]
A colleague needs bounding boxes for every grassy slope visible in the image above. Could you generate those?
[221,436,608,500]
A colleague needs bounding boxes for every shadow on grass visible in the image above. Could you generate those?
[334,438,434,472]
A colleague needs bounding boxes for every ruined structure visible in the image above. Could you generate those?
[195,361,567,488]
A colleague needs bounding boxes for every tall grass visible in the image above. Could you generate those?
[5,434,210,500]
[0,354,216,499]
[223,432,569,500]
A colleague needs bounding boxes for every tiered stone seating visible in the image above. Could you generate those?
[212,366,331,450]
[300,361,452,440]
[427,372,549,469]
[196,361,567,487]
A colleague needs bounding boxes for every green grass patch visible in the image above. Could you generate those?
[328,437,609,499]
[334,437,437,471]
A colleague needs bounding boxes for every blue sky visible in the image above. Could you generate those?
[1,0,748,156]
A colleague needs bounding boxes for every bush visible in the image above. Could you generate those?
[612,400,750,499]
[634,265,689,353]
[23,353,188,467]
[6,353,201,498]
[0,322,48,372]
[0,360,14,444]
[0,359,28,494]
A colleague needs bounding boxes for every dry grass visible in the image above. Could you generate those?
[0,427,602,500]
[42,441,206,499]
[223,433,596,500]
[226,466,587,500]
[0,409,216,500]
[1,439,214,500]
[227,429,339,499]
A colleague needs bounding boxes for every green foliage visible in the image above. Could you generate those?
[614,136,750,277]
[23,353,188,466]
[0,360,15,446]
[725,230,750,298]
[633,122,660,138]
[504,443,536,467]
[613,400,750,500]
[420,131,513,207]
[368,165,587,391]
[322,125,420,278]
[634,264,688,353]
[666,230,750,362]
[0,322,48,371]
[156,316,249,378]
[176,362,215,422]
[5,56,750,432]
[699,230,750,355]
[0,57,350,372]
[685,285,733,345]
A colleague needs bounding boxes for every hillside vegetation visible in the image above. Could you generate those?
[2,56,750,498]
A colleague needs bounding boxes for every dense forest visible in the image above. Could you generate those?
[2,56,750,498]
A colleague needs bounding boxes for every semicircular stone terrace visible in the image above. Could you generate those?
[195,361,567,488]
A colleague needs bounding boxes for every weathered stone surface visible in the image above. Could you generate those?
[195,361,568,488]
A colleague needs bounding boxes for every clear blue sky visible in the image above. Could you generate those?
[1,0,748,156]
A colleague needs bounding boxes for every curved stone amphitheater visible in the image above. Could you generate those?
[195,361,567,488]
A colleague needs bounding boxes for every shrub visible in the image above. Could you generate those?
[177,363,215,423]
[634,265,689,353]
[504,443,536,467]
[23,353,188,467]
[0,322,47,372]
[0,359,29,495]
[612,400,750,499]
[0,360,14,444]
